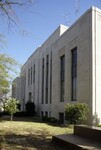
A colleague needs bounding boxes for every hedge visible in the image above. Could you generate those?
[65,103,89,124]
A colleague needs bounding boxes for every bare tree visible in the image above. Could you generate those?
[0,0,36,84]
[75,0,80,16]
[0,0,37,45]
[0,0,36,25]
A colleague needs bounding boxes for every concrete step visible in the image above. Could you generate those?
[74,125,101,142]
[52,134,101,150]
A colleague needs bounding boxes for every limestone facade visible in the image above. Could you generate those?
[12,7,101,124]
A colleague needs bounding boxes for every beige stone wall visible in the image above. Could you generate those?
[19,7,101,124]
[38,25,68,117]
[21,48,40,111]
[50,9,92,120]
[92,7,101,124]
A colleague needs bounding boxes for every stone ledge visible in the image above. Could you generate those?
[74,125,101,142]
[52,134,101,150]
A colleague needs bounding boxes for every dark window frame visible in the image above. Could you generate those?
[45,55,49,104]
[29,92,32,101]
[60,55,65,102]
[28,69,30,86]
[71,47,77,101]
[42,58,44,104]
[41,111,44,118]
[50,51,52,104]
[33,64,35,83]
[45,111,48,117]
[31,67,32,85]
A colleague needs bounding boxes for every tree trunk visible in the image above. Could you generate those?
[11,113,13,121]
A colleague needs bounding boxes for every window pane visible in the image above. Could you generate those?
[50,51,52,104]
[72,77,77,100]
[71,48,77,101]
[33,65,35,83]
[46,55,49,104]
[60,55,65,102]
[42,58,44,104]
[31,67,32,84]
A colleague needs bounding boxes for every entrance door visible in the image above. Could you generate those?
[59,113,64,124]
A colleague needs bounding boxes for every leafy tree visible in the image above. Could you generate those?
[0,0,36,87]
[4,98,19,121]
[0,1,35,97]
[65,103,89,125]
[0,1,34,94]
[0,53,18,94]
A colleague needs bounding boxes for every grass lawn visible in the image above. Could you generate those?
[0,117,73,150]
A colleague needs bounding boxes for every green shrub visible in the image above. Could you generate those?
[65,103,89,125]
[25,101,35,116]
[50,117,59,123]
[14,111,27,117]
[42,116,59,124]
[42,116,50,122]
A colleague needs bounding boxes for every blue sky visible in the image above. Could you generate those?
[1,0,101,68]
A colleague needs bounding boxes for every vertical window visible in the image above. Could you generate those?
[45,55,49,104]
[59,113,64,124]
[28,69,30,85]
[45,111,48,117]
[71,47,77,101]
[41,111,44,118]
[33,64,35,83]
[60,55,65,102]
[50,52,52,104]
[29,92,32,101]
[42,58,44,104]
[31,67,32,84]
[49,112,51,117]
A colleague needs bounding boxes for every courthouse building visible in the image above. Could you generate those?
[12,7,101,124]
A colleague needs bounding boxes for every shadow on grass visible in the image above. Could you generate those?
[1,116,63,128]
[0,116,42,123]
[0,128,67,150]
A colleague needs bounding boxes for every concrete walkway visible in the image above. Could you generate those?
[53,134,101,150]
